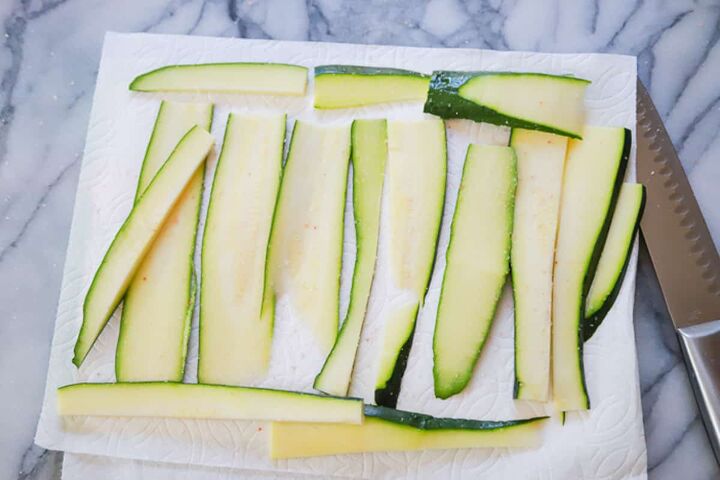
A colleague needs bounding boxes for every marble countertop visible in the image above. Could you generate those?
[1,1,718,479]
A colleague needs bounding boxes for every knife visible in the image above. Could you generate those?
[637,79,720,463]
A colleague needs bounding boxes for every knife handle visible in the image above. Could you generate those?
[677,320,720,463]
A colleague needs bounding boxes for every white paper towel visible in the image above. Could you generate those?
[37,32,646,479]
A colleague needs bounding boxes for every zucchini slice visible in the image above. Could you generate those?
[130,63,308,96]
[261,121,351,354]
[73,126,214,367]
[314,119,387,396]
[433,145,516,399]
[509,129,568,401]
[115,101,213,382]
[198,113,286,385]
[314,65,430,109]
[57,383,362,424]
[552,126,630,411]
[374,118,447,407]
[423,71,589,139]
[270,405,547,458]
[584,183,645,340]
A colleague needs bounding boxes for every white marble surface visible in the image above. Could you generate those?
[0,0,718,479]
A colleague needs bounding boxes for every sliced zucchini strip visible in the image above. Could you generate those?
[314,65,430,109]
[509,129,568,401]
[270,405,547,458]
[198,113,286,385]
[552,126,630,411]
[130,63,308,96]
[433,145,517,399]
[116,101,213,382]
[314,119,387,396]
[73,126,214,367]
[57,383,362,424]
[424,71,589,139]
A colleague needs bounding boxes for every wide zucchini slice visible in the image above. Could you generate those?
[314,119,387,396]
[509,129,568,401]
[375,118,446,407]
[271,405,547,458]
[115,101,213,382]
[314,66,430,109]
[552,126,630,411]
[198,113,286,385]
[423,71,589,139]
[433,145,517,399]
[57,383,362,424]
[73,126,214,367]
[584,183,645,340]
[261,121,351,354]
[130,63,308,96]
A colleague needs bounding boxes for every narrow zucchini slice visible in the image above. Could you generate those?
[314,119,387,396]
[374,118,447,407]
[270,405,547,458]
[73,126,214,367]
[423,71,589,139]
[130,63,308,96]
[509,129,568,401]
[57,383,362,424]
[115,101,213,382]
[314,66,430,109]
[552,126,630,411]
[433,145,517,399]
[584,183,645,340]
[198,114,286,385]
[261,121,351,354]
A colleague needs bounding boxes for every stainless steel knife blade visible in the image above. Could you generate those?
[637,79,720,464]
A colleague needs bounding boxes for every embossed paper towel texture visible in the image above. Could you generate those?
[37,32,646,479]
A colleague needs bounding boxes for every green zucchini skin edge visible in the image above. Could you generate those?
[365,404,548,431]
[583,186,645,341]
[374,311,419,408]
[423,71,589,139]
[314,65,428,78]
[574,128,632,408]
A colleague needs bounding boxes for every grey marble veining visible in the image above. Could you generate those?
[0,0,718,479]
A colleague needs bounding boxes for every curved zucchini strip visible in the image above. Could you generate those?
[433,145,517,399]
[314,65,430,109]
[510,129,568,401]
[552,126,630,411]
[374,118,447,407]
[261,121,351,354]
[584,183,645,340]
[270,405,548,458]
[73,126,214,367]
[130,63,308,96]
[314,119,387,396]
[423,71,589,139]
[57,383,362,424]
[116,101,213,382]
[198,114,286,385]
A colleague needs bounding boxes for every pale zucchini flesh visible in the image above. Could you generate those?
[314,119,387,396]
[314,66,430,109]
[116,101,213,382]
[261,121,351,354]
[584,183,644,340]
[374,118,447,407]
[198,113,286,385]
[433,145,517,399]
[509,129,568,401]
[424,71,589,139]
[57,383,362,424]
[130,63,308,96]
[552,126,630,411]
[271,405,547,458]
[73,126,214,367]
